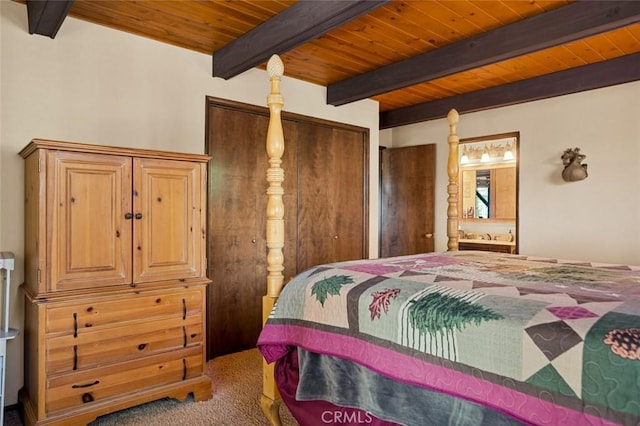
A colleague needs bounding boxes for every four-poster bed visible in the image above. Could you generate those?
[259,55,640,426]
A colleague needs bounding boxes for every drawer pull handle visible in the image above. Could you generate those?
[73,313,78,338]
[183,326,187,347]
[82,393,94,403]
[73,345,78,370]
[182,298,187,320]
[138,343,147,350]
[182,359,187,380]
[72,380,100,389]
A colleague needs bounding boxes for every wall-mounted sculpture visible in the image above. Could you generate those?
[561,147,588,182]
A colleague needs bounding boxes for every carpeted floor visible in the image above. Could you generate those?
[6,349,298,426]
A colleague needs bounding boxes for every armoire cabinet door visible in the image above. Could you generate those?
[48,151,133,292]
[133,158,202,282]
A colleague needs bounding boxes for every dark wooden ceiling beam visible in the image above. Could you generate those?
[329,1,640,106]
[379,53,640,129]
[213,0,389,79]
[26,0,74,38]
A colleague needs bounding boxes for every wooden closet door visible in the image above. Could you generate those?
[296,123,367,271]
[206,104,298,358]
[205,99,366,358]
[380,144,436,257]
[133,158,202,283]
[48,151,132,291]
[207,107,266,357]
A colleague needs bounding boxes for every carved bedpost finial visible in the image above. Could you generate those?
[446,109,460,251]
[447,108,459,133]
[267,54,284,78]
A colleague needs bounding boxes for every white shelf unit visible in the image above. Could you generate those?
[0,252,19,426]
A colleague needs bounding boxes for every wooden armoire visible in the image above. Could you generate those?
[19,140,212,425]
[206,98,369,357]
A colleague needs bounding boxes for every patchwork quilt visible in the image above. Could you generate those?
[258,251,640,425]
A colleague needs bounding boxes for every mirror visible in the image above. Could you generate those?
[459,133,518,222]
[461,166,516,219]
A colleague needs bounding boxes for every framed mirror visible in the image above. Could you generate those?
[458,132,519,253]
[461,166,516,219]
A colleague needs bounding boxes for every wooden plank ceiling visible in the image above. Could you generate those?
[22,0,640,128]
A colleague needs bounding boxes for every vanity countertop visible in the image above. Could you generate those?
[458,238,516,254]
[459,238,515,246]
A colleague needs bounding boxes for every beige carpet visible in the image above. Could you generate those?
[5,349,297,426]
[30,348,292,426]
[88,348,297,426]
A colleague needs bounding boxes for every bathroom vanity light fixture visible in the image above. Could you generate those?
[503,142,514,161]
[460,146,470,164]
[460,138,517,166]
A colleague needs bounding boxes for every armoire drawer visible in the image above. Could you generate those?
[46,347,203,414]
[46,315,203,373]
[46,287,204,334]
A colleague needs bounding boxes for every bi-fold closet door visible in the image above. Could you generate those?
[294,121,367,271]
[206,98,369,358]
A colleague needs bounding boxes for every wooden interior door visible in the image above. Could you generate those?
[133,158,202,283]
[48,151,132,291]
[380,144,436,257]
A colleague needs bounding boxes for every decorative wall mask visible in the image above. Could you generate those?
[561,147,588,182]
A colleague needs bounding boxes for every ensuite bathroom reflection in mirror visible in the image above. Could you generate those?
[458,132,519,250]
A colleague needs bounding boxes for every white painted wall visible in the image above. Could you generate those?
[387,81,640,266]
[0,1,379,406]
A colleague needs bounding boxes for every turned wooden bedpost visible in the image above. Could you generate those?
[447,109,460,251]
[262,54,285,426]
